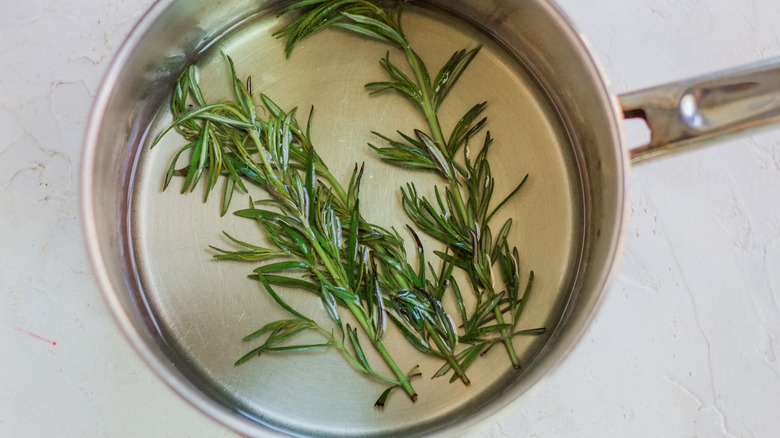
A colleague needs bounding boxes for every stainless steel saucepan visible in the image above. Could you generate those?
[81,0,780,436]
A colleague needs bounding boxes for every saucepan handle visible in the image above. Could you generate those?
[619,58,780,163]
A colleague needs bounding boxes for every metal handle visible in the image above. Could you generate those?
[619,57,780,163]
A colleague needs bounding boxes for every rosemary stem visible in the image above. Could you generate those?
[345,301,417,400]
[374,338,418,401]
[449,182,471,228]
[404,47,449,163]
[492,304,520,369]
[316,326,400,385]
[311,235,348,286]
[248,131,287,195]
[424,320,470,385]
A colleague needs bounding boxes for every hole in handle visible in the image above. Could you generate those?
[622,113,652,150]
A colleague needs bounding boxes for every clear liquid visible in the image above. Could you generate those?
[131,5,583,436]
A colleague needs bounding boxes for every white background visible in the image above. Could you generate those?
[3,0,780,437]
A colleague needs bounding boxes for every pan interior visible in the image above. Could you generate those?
[122,3,588,437]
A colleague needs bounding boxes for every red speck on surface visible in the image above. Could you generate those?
[15,328,57,346]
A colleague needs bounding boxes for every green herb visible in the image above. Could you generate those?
[154,57,423,403]
[278,0,545,371]
[155,48,486,400]
[152,0,545,406]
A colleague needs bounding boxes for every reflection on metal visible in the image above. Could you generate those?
[621,58,780,163]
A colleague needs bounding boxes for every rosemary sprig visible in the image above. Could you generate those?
[154,57,422,403]
[278,0,545,371]
[152,0,543,400]
[406,132,537,369]
[380,226,470,385]
[275,0,463,178]
[154,53,491,401]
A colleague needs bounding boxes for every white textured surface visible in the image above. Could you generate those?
[3,0,780,437]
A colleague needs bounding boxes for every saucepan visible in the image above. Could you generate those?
[81,0,780,436]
